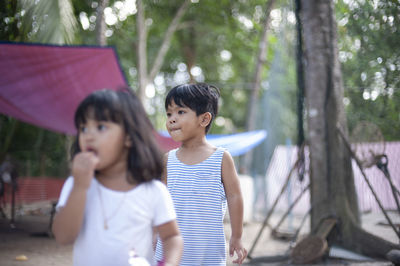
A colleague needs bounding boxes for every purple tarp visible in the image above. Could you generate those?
[0,42,267,154]
[0,42,127,135]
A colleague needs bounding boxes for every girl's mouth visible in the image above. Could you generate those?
[86,147,98,155]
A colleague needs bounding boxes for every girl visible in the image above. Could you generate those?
[52,89,183,266]
[155,83,247,265]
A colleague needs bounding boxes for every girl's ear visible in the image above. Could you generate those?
[125,135,132,147]
[200,112,212,128]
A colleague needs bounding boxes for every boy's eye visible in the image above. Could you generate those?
[178,110,185,115]
[80,126,87,133]
[166,112,171,117]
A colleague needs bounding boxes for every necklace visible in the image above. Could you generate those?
[96,181,127,230]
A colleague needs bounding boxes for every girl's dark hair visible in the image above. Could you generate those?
[72,88,163,184]
[165,83,220,133]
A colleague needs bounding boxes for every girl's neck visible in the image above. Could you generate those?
[96,161,135,191]
[96,174,135,191]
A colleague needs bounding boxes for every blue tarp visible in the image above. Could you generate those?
[160,130,267,156]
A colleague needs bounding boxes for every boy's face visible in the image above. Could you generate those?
[166,100,208,142]
[78,117,130,172]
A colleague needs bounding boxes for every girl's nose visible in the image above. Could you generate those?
[82,128,96,139]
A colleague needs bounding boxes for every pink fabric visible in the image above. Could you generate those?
[0,43,182,152]
[0,43,127,135]
[265,142,400,213]
[155,133,180,152]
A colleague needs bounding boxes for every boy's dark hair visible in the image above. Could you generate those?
[165,83,220,133]
[72,88,163,184]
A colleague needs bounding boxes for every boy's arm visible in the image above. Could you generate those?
[222,150,248,264]
[153,153,168,250]
[156,220,183,266]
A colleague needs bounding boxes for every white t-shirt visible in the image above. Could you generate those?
[56,177,176,266]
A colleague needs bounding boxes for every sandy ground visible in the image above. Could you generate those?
[0,201,398,266]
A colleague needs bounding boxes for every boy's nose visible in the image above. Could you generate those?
[168,116,176,123]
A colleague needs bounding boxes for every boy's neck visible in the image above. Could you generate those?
[177,139,217,165]
[180,135,208,150]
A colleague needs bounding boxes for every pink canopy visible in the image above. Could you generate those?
[0,42,128,135]
[0,43,265,154]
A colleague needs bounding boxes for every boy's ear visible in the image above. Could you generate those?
[200,112,212,128]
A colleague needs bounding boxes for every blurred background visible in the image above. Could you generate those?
[0,0,399,217]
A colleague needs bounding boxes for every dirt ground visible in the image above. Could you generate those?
[0,201,398,266]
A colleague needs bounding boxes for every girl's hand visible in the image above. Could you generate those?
[229,237,247,265]
[71,152,99,189]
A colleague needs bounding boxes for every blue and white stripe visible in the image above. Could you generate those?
[155,147,227,266]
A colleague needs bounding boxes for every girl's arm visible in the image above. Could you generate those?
[156,220,183,266]
[222,151,248,264]
[52,152,98,244]
[52,185,88,244]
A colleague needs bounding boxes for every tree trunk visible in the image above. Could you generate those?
[34,129,44,175]
[300,0,398,258]
[136,0,148,101]
[295,0,305,148]
[0,118,18,163]
[243,0,275,175]
[148,0,191,83]
[178,28,196,83]
[136,0,190,101]
[95,0,109,46]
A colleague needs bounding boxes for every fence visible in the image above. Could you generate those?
[1,177,64,205]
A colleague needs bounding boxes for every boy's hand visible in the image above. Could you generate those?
[229,237,248,265]
[71,152,99,189]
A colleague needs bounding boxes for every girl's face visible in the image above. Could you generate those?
[166,100,205,142]
[78,118,130,172]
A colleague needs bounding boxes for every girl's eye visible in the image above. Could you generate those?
[80,126,87,133]
[178,110,185,115]
[98,124,107,131]
[166,112,171,117]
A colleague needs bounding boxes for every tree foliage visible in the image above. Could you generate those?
[336,0,400,141]
[0,0,78,176]
[0,0,398,178]
[18,0,77,44]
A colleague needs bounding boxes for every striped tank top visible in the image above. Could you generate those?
[155,147,227,266]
